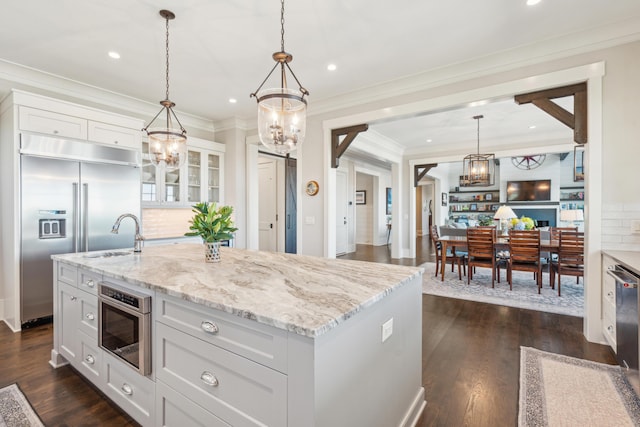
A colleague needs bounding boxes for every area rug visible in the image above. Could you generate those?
[421,262,583,317]
[0,384,44,427]
[519,347,640,427]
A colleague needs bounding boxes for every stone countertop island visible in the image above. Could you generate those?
[51,244,426,427]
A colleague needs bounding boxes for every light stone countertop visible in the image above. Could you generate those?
[52,244,423,338]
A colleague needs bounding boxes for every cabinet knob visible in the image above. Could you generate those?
[85,279,95,288]
[201,321,219,334]
[607,291,614,298]
[607,325,614,333]
[121,383,133,396]
[70,296,77,301]
[86,313,95,321]
[200,371,219,387]
[53,130,59,134]
[85,355,95,365]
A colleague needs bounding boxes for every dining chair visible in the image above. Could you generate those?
[431,225,466,280]
[507,229,542,293]
[466,227,497,286]
[547,227,579,281]
[550,231,585,296]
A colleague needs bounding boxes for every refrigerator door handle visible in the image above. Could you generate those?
[73,182,79,253]
[83,183,89,252]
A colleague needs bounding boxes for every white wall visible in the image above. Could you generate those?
[355,173,374,244]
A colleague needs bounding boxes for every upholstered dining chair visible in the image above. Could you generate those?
[507,229,542,293]
[431,225,466,280]
[550,231,585,296]
[466,227,497,286]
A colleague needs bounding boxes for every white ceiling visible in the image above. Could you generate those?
[1,0,640,156]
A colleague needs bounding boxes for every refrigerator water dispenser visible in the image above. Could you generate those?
[39,219,66,239]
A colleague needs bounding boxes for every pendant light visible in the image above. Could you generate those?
[250,0,309,154]
[461,115,495,187]
[142,10,187,172]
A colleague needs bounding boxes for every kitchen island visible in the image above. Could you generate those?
[50,244,425,427]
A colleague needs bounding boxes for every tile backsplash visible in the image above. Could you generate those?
[602,203,640,251]
[142,208,193,240]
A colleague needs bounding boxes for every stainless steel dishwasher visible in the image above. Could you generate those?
[608,264,640,394]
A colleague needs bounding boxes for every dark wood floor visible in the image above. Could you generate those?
[0,237,616,426]
[338,235,437,266]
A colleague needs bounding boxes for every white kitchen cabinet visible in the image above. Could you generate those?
[155,321,287,427]
[56,269,100,365]
[142,136,225,206]
[602,254,617,350]
[88,121,141,149]
[19,106,88,139]
[156,380,230,427]
[103,351,155,426]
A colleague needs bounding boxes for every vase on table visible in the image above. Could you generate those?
[204,241,221,263]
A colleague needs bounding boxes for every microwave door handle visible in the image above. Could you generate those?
[73,182,79,253]
[83,183,89,252]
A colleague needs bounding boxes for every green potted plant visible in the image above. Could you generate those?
[185,202,238,262]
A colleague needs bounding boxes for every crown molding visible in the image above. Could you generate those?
[0,58,215,135]
[213,116,250,133]
[308,17,640,118]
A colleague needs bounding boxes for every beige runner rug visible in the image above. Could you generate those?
[519,347,640,426]
[0,383,44,427]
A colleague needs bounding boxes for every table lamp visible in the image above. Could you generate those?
[494,205,517,236]
[560,209,584,227]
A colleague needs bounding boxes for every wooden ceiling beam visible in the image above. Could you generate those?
[414,163,437,187]
[514,82,587,144]
[331,124,369,168]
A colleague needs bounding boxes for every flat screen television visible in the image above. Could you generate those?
[506,180,551,202]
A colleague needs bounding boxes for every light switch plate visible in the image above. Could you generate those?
[382,318,393,342]
[305,216,315,225]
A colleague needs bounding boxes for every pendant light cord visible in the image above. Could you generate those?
[280,0,285,52]
[165,14,170,101]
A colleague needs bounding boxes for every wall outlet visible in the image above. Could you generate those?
[381,318,393,342]
[632,220,640,233]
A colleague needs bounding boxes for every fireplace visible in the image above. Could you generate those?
[512,207,557,227]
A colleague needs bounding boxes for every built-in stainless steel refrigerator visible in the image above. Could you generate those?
[20,133,141,326]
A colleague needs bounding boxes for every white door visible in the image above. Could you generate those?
[259,160,277,251]
[336,170,348,255]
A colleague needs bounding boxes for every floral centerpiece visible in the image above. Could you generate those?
[185,202,238,262]
[510,216,535,230]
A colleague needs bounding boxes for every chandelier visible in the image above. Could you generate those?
[142,10,187,172]
[461,115,495,187]
[250,0,309,154]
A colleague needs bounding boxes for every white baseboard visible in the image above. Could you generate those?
[399,387,426,427]
[2,318,21,333]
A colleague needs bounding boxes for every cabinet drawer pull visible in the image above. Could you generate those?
[121,383,133,396]
[200,371,219,387]
[201,321,219,334]
[85,355,95,365]
[85,279,95,288]
[85,313,95,321]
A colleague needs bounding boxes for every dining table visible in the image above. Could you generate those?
[437,234,559,281]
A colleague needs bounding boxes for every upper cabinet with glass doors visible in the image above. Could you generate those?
[142,136,225,206]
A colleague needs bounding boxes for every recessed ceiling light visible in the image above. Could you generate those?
[108,51,120,59]
[529,125,537,129]
[526,0,541,6]
[426,139,433,143]
[229,98,237,104]
[327,64,337,71]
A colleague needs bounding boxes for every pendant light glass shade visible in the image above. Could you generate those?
[256,87,306,154]
[461,115,494,187]
[143,10,187,172]
[251,0,308,154]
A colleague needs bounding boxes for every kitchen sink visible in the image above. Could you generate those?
[83,251,132,258]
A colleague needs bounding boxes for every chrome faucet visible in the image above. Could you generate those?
[111,214,144,252]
